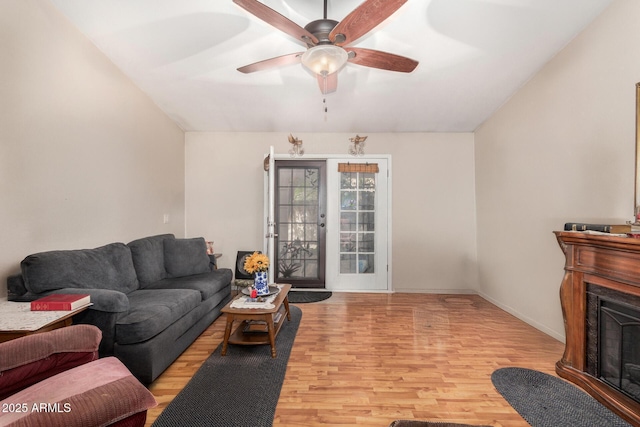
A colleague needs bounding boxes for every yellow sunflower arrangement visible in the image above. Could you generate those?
[243,252,270,274]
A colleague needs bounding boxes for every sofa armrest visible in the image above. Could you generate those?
[51,288,129,313]
[46,288,128,357]
[49,289,128,357]
[7,274,28,301]
[0,357,157,427]
[208,253,218,270]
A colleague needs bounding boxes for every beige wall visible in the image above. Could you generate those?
[475,0,640,340]
[0,0,185,298]
[185,132,477,292]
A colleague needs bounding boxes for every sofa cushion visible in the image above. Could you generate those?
[21,243,139,294]
[0,357,156,427]
[146,268,233,300]
[115,289,201,345]
[164,237,211,278]
[128,234,175,287]
[0,325,101,400]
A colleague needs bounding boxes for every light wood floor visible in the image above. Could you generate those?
[146,293,565,426]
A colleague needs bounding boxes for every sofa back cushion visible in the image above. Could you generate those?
[127,234,175,288]
[164,237,211,278]
[21,243,139,294]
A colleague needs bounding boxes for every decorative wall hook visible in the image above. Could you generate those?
[349,135,367,156]
[288,134,304,157]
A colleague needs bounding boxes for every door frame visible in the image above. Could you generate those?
[264,152,393,292]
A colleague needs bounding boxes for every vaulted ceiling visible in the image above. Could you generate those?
[50,0,613,132]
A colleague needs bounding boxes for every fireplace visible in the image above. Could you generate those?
[587,285,640,404]
[555,231,640,425]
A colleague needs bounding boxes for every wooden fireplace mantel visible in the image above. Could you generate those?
[555,231,640,425]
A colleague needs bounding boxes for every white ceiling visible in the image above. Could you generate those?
[50,0,613,133]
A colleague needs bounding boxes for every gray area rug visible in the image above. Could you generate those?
[491,367,633,427]
[152,305,301,427]
[287,290,332,303]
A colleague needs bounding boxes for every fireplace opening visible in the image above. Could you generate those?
[598,299,640,402]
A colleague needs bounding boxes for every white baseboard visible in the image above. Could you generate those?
[392,288,477,294]
[477,290,565,343]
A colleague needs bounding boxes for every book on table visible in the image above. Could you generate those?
[242,312,283,334]
[30,294,91,311]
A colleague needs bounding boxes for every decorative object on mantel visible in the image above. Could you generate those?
[243,251,271,296]
[563,222,638,234]
[349,135,367,156]
[288,134,304,157]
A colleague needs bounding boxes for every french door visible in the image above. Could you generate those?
[325,159,389,291]
[273,160,326,288]
[266,154,390,291]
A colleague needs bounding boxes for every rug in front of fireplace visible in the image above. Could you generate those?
[491,367,632,427]
[152,305,301,427]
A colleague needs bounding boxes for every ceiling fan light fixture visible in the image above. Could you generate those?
[301,45,348,76]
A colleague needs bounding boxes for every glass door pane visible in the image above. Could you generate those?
[275,161,326,287]
[339,172,376,274]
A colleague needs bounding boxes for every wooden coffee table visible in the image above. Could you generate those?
[221,283,291,358]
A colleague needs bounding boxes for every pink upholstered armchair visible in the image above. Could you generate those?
[0,325,157,427]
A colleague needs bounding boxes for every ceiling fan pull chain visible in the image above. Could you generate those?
[323,98,328,121]
[322,74,328,120]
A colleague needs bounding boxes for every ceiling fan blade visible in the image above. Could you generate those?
[347,47,418,73]
[329,0,408,46]
[234,0,318,46]
[237,52,303,73]
[317,73,338,94]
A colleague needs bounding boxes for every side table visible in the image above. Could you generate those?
[0,299,90,343]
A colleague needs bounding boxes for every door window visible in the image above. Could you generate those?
[275,161,326,287]
[339,172,376,274]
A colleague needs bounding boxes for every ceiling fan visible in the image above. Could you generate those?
[234,0,419,94]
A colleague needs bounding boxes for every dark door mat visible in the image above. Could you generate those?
[287,290,332,303]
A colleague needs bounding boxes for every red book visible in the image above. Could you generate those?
[30,294,91,311]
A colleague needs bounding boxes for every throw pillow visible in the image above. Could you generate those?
[21,243,139,294]
[128,234,175,287]
[164,237,211,278]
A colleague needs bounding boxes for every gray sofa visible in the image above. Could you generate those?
[6,234,232,384]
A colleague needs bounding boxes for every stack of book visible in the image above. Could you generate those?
[563,223,640,234]
[242,312,283,334]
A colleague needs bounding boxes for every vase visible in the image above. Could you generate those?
[254,271,269,296]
